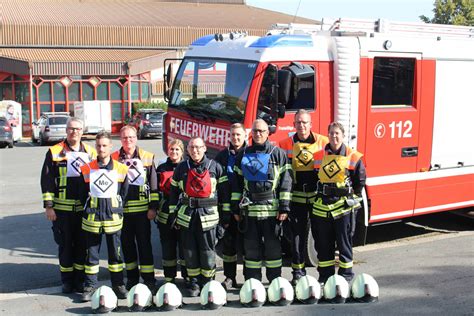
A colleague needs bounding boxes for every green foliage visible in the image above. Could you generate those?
[132,101,168,114]
[420,0,474,26]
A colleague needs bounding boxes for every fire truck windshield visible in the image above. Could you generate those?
[169,58,258,123]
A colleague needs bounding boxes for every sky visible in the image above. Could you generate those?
[246,0,435,23]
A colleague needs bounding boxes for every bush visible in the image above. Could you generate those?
[132,101,167,114]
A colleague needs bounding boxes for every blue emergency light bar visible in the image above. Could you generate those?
[249,35,313,48]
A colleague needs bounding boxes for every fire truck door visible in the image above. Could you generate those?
[364,54,422,221]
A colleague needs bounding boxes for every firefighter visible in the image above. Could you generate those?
[231,119,292,282]
[168,137,230,297]
[40,117,97,294]
[311,122,366,284]
[214,123,247,290]
[278,109,329,285]
[155,139,188,284]
[79,131,130,302]
[111,125,158,292]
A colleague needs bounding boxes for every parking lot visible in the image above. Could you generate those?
[0,138,473,315]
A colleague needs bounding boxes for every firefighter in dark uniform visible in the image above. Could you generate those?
[168,137,230,297]
[312,122,366,283]
[214,123,247,290]
[279,109,329,285]
[155,139,188,284]
[111,125,158,292]
[231,119,292,282]
[41,117,97,294]
[79,131,130,302]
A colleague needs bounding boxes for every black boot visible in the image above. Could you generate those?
[112,284,128,299]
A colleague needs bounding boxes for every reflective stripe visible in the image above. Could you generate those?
[140,265,155,273]
[176,206,191,228]
[223,254,237,263]
[200,210,219,229]
[291,262,305,270]
[265,259,282,268]
[279,191,291,201]
[162,259,177,267]
[221,203,230,212]
[53,198,82,211]
[339,260,353,269]
[157,211,169,224]
[43,192,54,201]
[234,166,242,175]
[58,166,67,200]
[108,263,124,273]
[82,213,123,234]
[171,178,179,187]
[177,259,186,266]
[231,192,242,201]
[60,265,74,273]
[149,192,159,202]
[124,199,149,213]
[187,267,200,277]
[244,260,262,269]
[218,175,228,184]
[318,260,336,268]
[85,265,100,274]
[73,263,85,270]
[126,261,138,270]
[201,268,216,278]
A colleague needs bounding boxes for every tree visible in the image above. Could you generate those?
[420,0,474,26]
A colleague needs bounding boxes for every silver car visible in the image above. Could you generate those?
[32,112,70,145]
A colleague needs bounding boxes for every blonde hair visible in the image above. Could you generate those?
[168,138,184,153]
[120,125,137,134]
[230,123,245,131]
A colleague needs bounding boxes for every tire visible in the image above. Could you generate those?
[137,129,144,140]
[7,142,13,148]
[39,134,45,146]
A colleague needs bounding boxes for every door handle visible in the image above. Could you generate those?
[401,147,418,157]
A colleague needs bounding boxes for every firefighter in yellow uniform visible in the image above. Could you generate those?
[312,122,366,283]
[79,131,130,302]
[41,117,97,294]
[111,125,158,292]
[279,109,328,285]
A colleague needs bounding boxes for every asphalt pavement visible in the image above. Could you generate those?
[0,139,473,315]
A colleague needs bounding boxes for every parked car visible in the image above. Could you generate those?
[0,117,14,148]
[32,112,70,145]
[132,109,164,139]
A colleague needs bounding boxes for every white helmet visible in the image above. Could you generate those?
[155,282,182,311]
[91,285,117,314]
[351,273,379,303]
[267,277,294,306]
[295,275,321,304]
[127,283,153,312]
[323,275,350,303]
[200,280,227,310]
[239,278,266,307]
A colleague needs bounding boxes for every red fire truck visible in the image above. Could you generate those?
[162,18,474,264]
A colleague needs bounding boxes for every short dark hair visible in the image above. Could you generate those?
[96,131,112,141]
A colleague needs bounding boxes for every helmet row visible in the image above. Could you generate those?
[91,274,379,313]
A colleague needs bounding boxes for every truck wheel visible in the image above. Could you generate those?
[39,134,45,146]
[137,129,143,139]
[7,142,13,148]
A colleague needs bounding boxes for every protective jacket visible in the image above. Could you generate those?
[155,157,179,225]
[111,147,159,213]
[168,156,230,230]
[41,140,97,210]
[231,140,292,218]
[80,158,129,234]
[312,144,366,218]
[279,132,328,203]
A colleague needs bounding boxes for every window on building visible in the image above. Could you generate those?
[372,57,415,107]
[53,82,66,102]
[82,83,94,101]
[39,83,51,102]
[110,82,122,100]
[131,82,139,100]
[141,82,149,100]
[40,104,52,114]
[69,82,80,101]
[15,83,30,103]
[111,102,122,121]
[55,104,66,112]
[97,82,109,100]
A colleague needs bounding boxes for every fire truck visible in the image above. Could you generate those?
[162,18,474,264]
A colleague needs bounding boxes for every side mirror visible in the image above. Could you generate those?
[166,63,172,87]
[277,69,292,106]
[277,104,286,119]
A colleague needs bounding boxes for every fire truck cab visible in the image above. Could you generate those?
[163,18,474,264]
